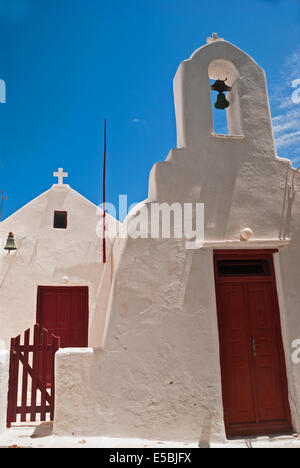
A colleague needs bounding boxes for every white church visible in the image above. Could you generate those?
[1,34,300,444]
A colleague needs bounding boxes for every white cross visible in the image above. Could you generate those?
[53,167,68,185]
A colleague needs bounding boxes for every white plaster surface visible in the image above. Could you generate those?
[0,351,9,434]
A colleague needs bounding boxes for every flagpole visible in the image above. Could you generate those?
[102,119,107,264]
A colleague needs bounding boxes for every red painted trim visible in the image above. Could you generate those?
[41,328,48,420]
[50,334,60,420]
[6,337,16,428]
[20,329,30,422]
[214,250,278,283]
[214,249,279,258]
[11,335,20,423]
[30,325,39,422]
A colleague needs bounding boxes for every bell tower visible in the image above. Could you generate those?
[148,35,280,215]
[173,33,276,155]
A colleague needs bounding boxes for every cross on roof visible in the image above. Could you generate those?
[53,167,68,185]
[207,32,224,43]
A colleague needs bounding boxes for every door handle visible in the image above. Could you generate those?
[252,337,262,358]
[252,337,256,357]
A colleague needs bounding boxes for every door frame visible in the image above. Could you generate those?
[213,249,292,438]
[36,286,89,347]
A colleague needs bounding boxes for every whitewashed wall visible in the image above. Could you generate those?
[53,40,300,442]
[0,351,9,434]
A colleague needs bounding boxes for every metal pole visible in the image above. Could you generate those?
[103,120,107,264]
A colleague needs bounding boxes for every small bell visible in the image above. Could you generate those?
[215,92,230,110]
[210,79,232,110]
[4,232,17,253]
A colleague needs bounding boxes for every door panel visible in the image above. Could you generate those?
[219,283,256,425]
[37,286,89,384]
[40,292,57,332]
[247,282,287,423]
[37,286,89,348]
[56,291,72,347]
[214,251,292,438]
[70,288,89,347]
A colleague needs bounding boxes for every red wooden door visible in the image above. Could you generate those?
[214,251,292,438]
[37,286,89,348]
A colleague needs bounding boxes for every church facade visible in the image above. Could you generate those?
[1,35,300,444]
[0,173,119,350]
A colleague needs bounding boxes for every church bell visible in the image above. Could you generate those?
[210,79,232,110]
[215,92,230,110]
[4,232,17,253]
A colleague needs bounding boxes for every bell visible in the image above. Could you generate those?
[215,92,230,110]
[210,79,231,110]
[4,232,17,253]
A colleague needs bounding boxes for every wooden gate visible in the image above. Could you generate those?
[6,324,60,428]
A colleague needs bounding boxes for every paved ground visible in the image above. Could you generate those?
[0,423,197,448]
[1,423,300,448]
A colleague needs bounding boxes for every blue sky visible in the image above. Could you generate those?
[0,0,300,220]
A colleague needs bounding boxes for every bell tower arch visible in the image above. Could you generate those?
[173,34,276,155]
[208,58,242,136]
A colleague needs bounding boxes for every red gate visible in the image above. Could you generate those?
[6,324,60,428]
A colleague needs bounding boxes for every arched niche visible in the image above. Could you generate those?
[208,59,243,136]
[173,40,276,154]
